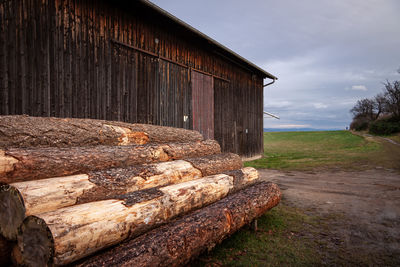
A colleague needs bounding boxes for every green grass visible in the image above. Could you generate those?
[192,204,323,267]
[245,131,383,171]
[192,131,400,266]
[192,130,399,266]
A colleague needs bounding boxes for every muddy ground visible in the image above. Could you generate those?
[259,168,400,266]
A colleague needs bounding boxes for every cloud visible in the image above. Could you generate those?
[313,103,328,109]
[152,0,400,129]
[351,85,368,91]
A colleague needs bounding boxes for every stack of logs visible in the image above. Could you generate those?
[0,115,281,267]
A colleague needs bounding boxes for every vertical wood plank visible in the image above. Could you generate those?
[0,0,8,114]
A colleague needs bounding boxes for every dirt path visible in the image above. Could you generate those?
[259,168,400,265]
[360,132,400,146]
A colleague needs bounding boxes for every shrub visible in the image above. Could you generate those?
[350,116,371,131]
[369,117,400,135]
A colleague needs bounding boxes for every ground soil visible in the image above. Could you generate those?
[259,168,400,265]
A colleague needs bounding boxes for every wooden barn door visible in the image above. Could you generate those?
[191,70,214,139]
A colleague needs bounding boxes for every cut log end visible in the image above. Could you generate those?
[15,216,54,267]
[0,184,26,240]
[0,150,18,175]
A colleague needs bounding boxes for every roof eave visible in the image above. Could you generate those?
[140,0,277,80]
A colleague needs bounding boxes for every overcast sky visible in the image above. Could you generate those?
[151,0,400,130]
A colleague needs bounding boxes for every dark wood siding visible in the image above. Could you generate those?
[0,0,265,158]
[214,78,235,152]
[157,60,191,129]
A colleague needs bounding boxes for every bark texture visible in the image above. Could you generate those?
[162,140,220,160]
[16,174,244,266]
[15,169,258,266]
[0,115,203,148]
[224,167,260,193]
[1,154,240,242]
[0,235,12,266]
[75,182,281,267]
[185,153,242,177]
[0,140,220,183]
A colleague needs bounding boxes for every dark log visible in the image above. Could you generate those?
[0,153,240,240]
[0,140,220,184]
[75,182,282,267]
[185,153,242,177]
[162,141,221,160]
[0,183,26,240]
[0,115,204,148]
[0,235,12,266]
[14,170,260,266]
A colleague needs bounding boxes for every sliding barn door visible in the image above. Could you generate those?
[191,70,214,139]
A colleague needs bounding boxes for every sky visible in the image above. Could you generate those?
[151,0,400,130]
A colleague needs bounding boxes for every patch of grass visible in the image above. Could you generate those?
[244,131,388,171]
[192,204,323,267]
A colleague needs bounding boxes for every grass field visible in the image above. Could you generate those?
[193,131,400,266]
[244,130,399,171]
[193,204,323,266]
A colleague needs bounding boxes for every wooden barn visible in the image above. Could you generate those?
[0,0,277,158]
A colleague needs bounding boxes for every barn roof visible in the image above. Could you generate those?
[141,0,277,80]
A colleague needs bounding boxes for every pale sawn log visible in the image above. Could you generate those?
[75,182,282,267]
[15,168,259,266]
[0,140,220,184]
[0,115,203,148]
[0,153,241,240]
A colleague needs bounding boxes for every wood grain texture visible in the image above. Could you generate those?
[0,140,220,183]
[74,182,281,267]
[16,174,242,265]
[0,150,18,174]
[0,153,243,242]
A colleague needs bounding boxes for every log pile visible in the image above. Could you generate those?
[75,182,282,267]
[0,116,281,266]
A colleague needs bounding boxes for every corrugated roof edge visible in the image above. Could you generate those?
[141,0,277,80]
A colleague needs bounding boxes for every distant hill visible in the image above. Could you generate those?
[264,128,344,132]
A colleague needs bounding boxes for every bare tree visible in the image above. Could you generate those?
[374,93,387,119]
[350,98,376,120]
[384,80,400,117]
[350,67,400,131]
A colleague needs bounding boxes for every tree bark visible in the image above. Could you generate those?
[0,235,12,266]
[0,140,220,184]
[185,153,242,177]
[0,115,203,148]
[0,153,241,240]
[74,182,281,267]
[14,169,259,266]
